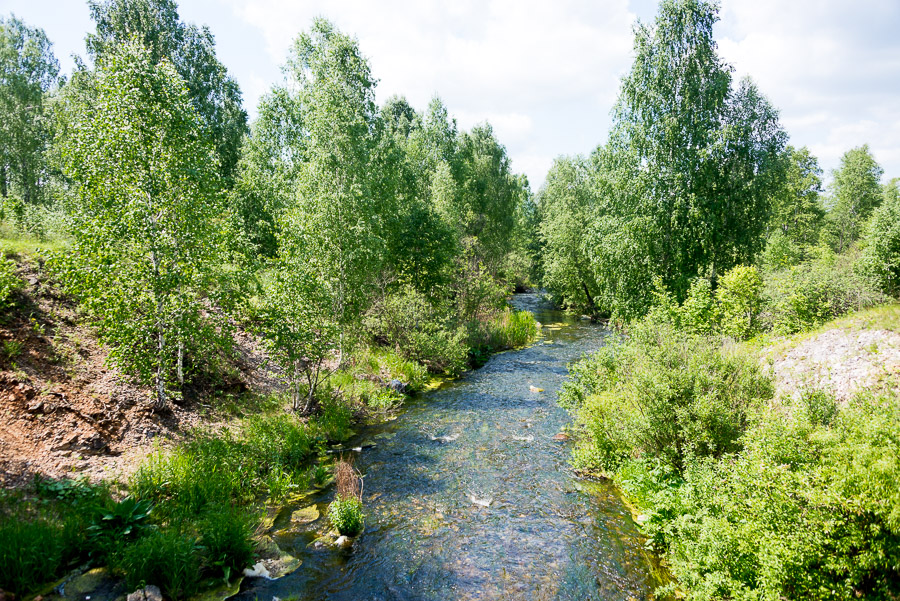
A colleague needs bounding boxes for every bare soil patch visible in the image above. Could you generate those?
[763,306,900,402]
[0,259,283,487]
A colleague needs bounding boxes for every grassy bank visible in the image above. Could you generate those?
[0,233,540,600]
[559,309,900,599]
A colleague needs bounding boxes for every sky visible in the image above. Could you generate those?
[2,0,898,191]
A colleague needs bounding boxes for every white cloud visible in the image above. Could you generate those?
[718,0,900,181]
[221,0,900,187]
[226,0,638,187]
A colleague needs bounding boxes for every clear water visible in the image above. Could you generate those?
[237,294,662,601]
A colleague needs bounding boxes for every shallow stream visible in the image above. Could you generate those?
[237,294,661,600]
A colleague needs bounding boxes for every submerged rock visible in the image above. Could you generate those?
[468,492,493,507]
[126,585,162,601]
[388,379,408,393]
[291,505,320,524]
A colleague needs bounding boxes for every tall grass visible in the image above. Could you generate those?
[132,412,318,516]
[467,308,539,365]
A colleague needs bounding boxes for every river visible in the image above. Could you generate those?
[236,293,661,600]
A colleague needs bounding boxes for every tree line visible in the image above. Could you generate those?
[537,0,898,320]
[0,0,538,410]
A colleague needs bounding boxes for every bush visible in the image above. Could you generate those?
[198,506,256,581]
[116,529,202,600]
[716,265,763,339]
[864,184,900,296]
[86,496,154,560]
[761,230,804,270]
[800,387,839,427]
[649,391,900,600]
[763,248,886,334]
[0,255,22,312]
[329,461,365,536]
[559,321,773,473]
[363,286,469,375]
[677,277,717,335]
[329,496,364,536]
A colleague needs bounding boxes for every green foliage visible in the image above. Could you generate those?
[768,145,825,254]
[800,387,839,427]
[561,322,772,473]
[677,277,717,334]
[328,495,365,536]
[0,479,111,595]
[255,236,340,413]
[85,0,248,184]
[0,255,22,311]
[538,156,599,312]
[198,506,256,582]
[131,412,316,517]
[824,144,884,254]
[471,308,539,356]
[87,496,154,559]
[0,15,59,208]
[0,517,63,595]
[716,265,763,339]
[864,178,900,296]
[57,39,228,409]
[284,19,387,326]
[363,286,468,375]
[116,529,202,600]
[646,392,900,600]
[763,248,886,334]
[761,230,804,270]
[583,0,785,318]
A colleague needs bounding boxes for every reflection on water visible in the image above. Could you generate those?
[237,293,660,601]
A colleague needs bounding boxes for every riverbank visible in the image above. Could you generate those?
[0,240,541,601]
[560,304,900,599]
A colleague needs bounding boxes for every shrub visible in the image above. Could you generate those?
[363,286,469,375]
[761,230,804,270]
[763,248,886,334]
[116,529,202,600]
[86,496,154,560]
[651,391,900,600]
[800,387,839,427]
[559,322,773,473]
[315,392,354,441]
[0,256,22,312]
[678,277,716,334]
[716,265,763,339]
[863,182,900,296]
[329,460,365,536]
[198,506,256,581]
[329,496,364,537]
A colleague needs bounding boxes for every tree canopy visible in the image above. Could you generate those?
[0,15,59,208]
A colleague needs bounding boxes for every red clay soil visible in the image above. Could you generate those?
[0,259,282,488]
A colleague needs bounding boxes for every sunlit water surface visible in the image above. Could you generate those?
[236,294,661,601]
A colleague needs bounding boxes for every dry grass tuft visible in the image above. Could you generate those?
[334,458,362,500]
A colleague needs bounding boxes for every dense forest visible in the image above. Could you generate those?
[1,0,898,599]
